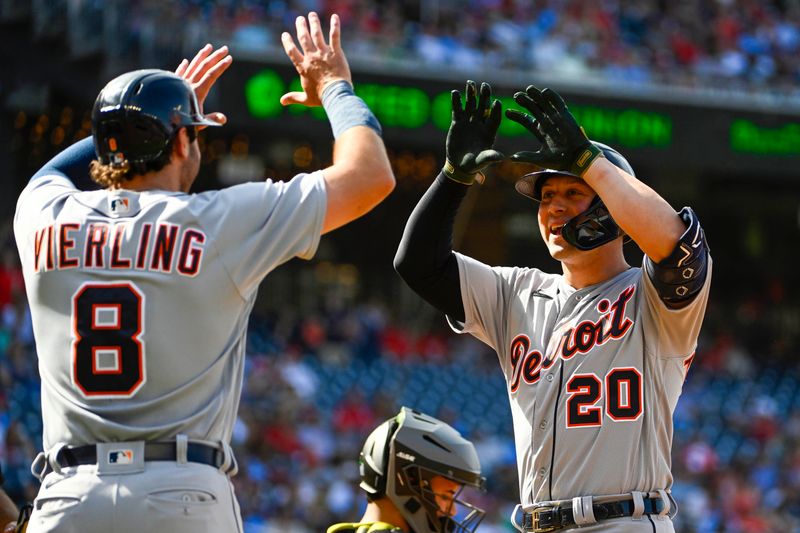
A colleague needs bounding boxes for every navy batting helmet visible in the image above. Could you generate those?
[92,69,219,168]
[515,142,635,251]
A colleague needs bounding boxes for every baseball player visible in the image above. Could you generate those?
[328,406,486,533]
[394,81,711,533]
[13,12,394,533]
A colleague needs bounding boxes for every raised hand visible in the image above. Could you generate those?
[443,80,504,185]
[280,12,352,107]
[175,44,233,127]
[505,86,602,176]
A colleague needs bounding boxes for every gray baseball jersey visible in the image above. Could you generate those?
[14,171,326,452]
[448,252,712,508]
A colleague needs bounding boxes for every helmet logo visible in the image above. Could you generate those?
[397,451,416,462]
[108,137,117,151]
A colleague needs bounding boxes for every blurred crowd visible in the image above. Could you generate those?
[0,230,799,533]
[5,1,800,532]
[104,0,800,97]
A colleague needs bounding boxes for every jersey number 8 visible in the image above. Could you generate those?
[71,282,145,398]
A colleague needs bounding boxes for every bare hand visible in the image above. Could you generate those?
[2,522,16,533]
[175,44,233,127]
[280,12,352,107]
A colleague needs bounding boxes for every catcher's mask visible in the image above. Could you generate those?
[92,69,219,173]
[515,141,635,251]
[359,407,486,533]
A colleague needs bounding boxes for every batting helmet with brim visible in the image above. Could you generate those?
[514,141,635,251]
[514,141,635,201]
[92,69,220,168]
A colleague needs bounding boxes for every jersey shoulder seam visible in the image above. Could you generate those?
[187,196,248,303]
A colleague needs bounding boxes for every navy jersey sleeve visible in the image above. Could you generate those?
[31,137,99,190]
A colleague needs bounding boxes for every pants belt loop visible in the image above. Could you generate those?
[46,442,68,476]
[572,496,596,526]
[30,452,48,482]
[509,504,525,532]
[219,440,238,476]
[175,435,189,465]
[657,490,671,517]
[631,491,646,520]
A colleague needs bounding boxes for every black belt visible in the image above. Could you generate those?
[45,442,223,474]
[524,497,667,532]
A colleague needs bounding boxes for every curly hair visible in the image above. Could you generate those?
[89,135,181,188]
[89,160,133,188]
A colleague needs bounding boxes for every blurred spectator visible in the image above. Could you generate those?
[332,389,376,434]
[0,249,23,313]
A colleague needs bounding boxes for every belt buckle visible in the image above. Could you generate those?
[532,507,562,533]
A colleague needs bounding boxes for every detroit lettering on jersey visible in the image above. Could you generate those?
[31,221,206,277]
[508,285,635,393]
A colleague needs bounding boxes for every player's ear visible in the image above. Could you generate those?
[172,127,193,160]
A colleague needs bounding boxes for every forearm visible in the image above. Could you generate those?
[0,489,17,531]
[394,173,467,322]
[321,126,394,234]
[583,158,685,261]
[31,136,99,190]
[320,82,394,234]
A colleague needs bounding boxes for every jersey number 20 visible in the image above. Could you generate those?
[71,282,145,398]
[566,368,642,427]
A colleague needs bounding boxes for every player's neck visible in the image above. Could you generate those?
[560,248,630,289]
[360,499,409,532]
[112,166,184,193]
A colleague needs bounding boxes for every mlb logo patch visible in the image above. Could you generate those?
[110,197,130,214]
[108,449,134,464]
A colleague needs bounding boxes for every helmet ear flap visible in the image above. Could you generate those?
[560,195,623,250]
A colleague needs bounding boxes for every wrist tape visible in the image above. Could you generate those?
[570,141,604,177]
[321,80,382,139]
[442,159,485,186]
[443,159,476,185]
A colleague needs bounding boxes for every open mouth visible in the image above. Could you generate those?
[550,225,564,236]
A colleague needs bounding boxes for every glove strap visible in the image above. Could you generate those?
[569,142,604,177]
[443,159,483,186]
[15,503,32,533]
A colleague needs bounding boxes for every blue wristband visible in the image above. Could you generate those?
[321,80,382,139]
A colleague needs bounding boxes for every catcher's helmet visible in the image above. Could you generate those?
[359,407,485,533]
[91,69,219,168]
[515,141,635,251]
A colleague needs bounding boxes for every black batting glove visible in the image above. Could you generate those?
[505,86,603,177]
[443,80,504,185]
